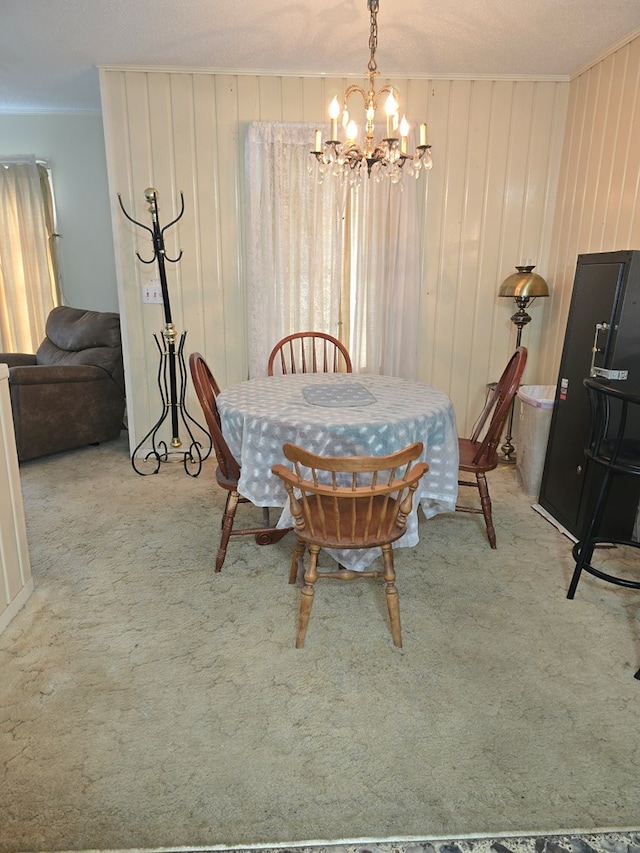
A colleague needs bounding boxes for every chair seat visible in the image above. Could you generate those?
[457,437,497,474]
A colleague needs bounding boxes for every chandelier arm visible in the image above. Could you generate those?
[343,84,368,105]
[374,84,399,108]
[342,83,399,114]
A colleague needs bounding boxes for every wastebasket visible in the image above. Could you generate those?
[515,385,556,498]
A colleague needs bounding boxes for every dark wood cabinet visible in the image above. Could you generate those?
[538,250,640,540]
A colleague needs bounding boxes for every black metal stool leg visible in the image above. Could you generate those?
[567,469,613,600]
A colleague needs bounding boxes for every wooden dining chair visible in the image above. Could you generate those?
[272,442,428,648]
[189,352,289,572]
[456,346,528,548]
[267,331,353,376]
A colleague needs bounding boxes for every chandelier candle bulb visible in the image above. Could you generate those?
[400,116,409,154]
[420,123,427,146]
[315,129,322,151]
[385,92,398,137]
[329,96,340,140]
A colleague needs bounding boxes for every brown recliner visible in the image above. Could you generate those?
[0,306,126,461]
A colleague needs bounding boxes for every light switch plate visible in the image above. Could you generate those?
[142,280,163,304]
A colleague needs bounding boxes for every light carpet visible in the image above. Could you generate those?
[1,434,639,853]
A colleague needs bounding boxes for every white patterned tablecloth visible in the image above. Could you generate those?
[217,373,459,570]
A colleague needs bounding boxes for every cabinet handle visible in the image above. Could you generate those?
[589,323,609,377]
[589,321,629,381]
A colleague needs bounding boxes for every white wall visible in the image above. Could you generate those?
[100,70,568,449]
[0,112,118,313]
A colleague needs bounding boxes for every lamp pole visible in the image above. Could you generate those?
[500,297,533,461]
[498,263,550,463]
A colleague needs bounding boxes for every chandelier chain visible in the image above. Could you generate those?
[368,0,378,74]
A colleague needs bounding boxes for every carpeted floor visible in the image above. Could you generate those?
[1,434,639,853]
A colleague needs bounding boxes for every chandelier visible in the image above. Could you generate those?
[311,0,433,187]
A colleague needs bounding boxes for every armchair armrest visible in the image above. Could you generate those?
[8,364,111,385]
[0,353,37,368]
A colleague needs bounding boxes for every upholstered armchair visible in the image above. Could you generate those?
[0,306,126,461]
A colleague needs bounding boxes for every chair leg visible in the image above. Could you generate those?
[381,544,402,648]
[476,472,496,548]
[296,544,319,648]
[289,539,305,584]
[216,490,239,572]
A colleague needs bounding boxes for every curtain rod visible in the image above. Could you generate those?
[0,155,50,167]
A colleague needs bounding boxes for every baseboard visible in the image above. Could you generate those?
[531,503,578,542]
[0,578,34,636]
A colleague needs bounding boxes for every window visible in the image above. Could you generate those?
[0,156,59,352]
[245,122,424,379]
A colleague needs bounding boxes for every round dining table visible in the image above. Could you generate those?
[216,372,459,570]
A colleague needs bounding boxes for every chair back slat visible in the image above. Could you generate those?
[268,331,353,376]
[469,346,528,466]
[189,352,240,482]
[273,441,429,549]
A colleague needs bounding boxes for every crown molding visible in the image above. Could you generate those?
[97,64,569,84]
[571,26,640,79]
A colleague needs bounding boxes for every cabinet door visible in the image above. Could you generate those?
[539,261,623,535]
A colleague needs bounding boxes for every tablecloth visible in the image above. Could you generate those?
[217,372,459,570]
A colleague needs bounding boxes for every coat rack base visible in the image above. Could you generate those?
[131,329,212,477]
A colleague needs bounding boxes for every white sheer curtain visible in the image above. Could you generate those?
[245,122,425,380]
[0,157,58,352]
[245,122,346,378]
[349,173,423,378]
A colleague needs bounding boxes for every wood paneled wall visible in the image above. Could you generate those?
[542,34,640,384]
[0,364,32,635]
[100,69,568,447]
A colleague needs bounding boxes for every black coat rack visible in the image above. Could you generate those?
[118,187,211,476]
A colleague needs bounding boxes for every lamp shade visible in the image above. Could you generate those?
[499,264,549,299]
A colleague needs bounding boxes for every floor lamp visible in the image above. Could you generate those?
[498,263,549,462]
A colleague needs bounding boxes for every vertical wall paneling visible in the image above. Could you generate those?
[213,76,245,379]
[100,69,568,444]
[192,74,223,389]
[541,33,640,385]
[450,80,494,420]
[0,364,33,635]
[437,80,472,401]
[470,81,514,411]
[616,38,640,248]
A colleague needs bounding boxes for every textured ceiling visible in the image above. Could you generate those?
[1,0,640,112]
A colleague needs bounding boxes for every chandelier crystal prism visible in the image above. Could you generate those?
[311,0,432,187]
